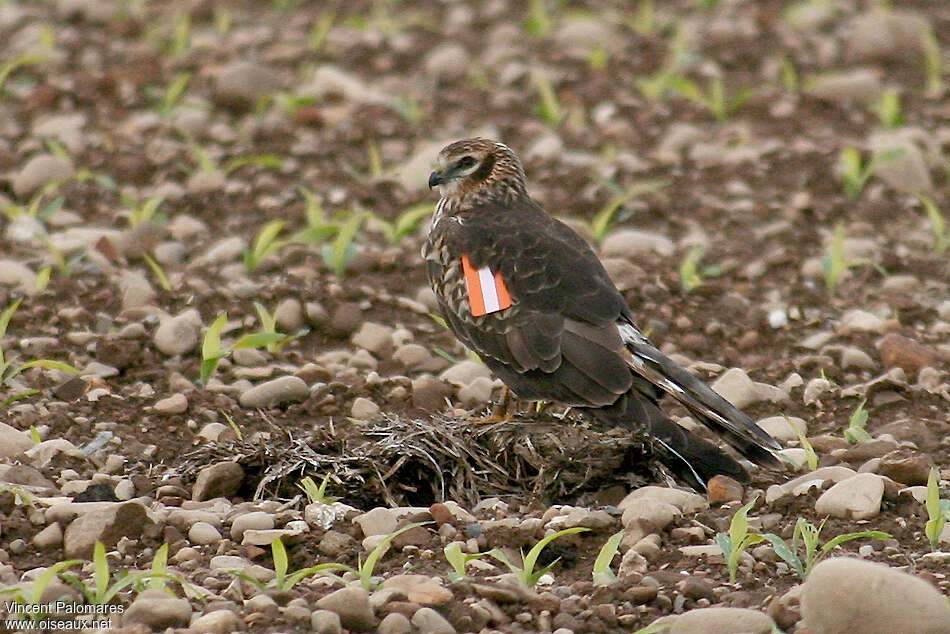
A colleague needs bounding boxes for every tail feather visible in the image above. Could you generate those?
[618,322,783,469]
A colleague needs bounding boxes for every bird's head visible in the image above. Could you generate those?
[428,138,526,202]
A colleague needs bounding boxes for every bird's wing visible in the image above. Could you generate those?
[432,197,634,406]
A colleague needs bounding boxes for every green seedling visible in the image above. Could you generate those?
[244,220,289,272]
[230,539,346,592]
[591,529,625,584]
[635,28,695,100]
[678,245,706,292]
[780,55,798,93]
[252,302,292,353]
[169,9,191,58]
[788,415,817,471]
[156,72,191,116]
[274,91,318,118]
[821,223,857,297]
[391,93,424,126]
[837,146,904,199]
[292,187,339,244]
[672,75,752,121]
[199,313,286,383]
[221,412,243,441]
[0,299,79,400]
[35,266,52,292]
[321,212,366,277]
[715,498,764,583]
[0,483,37,507]
[298,475,340,504]
[143,253,172,291]
[532,71,563,127]
[0,559,83,621]
[213,5,233,35]
[628,0,656,36]
[925,467,950,551]
[588,45,609,71]
[371,204,433,245]
[488,527,590,587]
[589,179,666,244]
[61,541,161,605]
[308,10,336,52]
[918,195,948,255]
[843,399,871,444]
[922,26,944,98]
[760,517,890,579]
[121,194,166,227]
[444,542,492,581]
[0,53,47,96]
[366,139,383,178]
[187,139,283,179]
[524,0,553,37]
[871,89,902,129]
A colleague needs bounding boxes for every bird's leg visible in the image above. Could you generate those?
[466,386,520,424]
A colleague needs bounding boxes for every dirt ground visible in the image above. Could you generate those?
[1,0,950,632]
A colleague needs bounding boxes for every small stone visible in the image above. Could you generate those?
[214,62,281,108]
[192,461,244,501]
[804,69,883,104]
[188,521,221,545]
[63,501,152,558]
[838,309,884,334]
[710,368,758,409]
[239,376,310,408]
[457,376,495,408]
[13,154,75,198]
[803,378,833,405]
[706,475,744,505]
[439,360,491,387]
[352,322,394,357]
[424,43,469,81]
[814,473,884,519]
[351,397,381,419]
[274,298,304,332]
[801,558,950,634]
[230,511,275,541]
[620,486,708,514]
[877,333,939,376]
[378,612,412,634]
[0,422,36,458]
[32,523,63,549]
[315,586,376,632]
[841,347,877,370]
[756,415,807,442]
[877,448,932,486]
[319,530,357,558]
[154,393,188,415]
[123,588,192,628]
[354,507,397,537]
[601,229,675,259]
[329,302,363,335]
[621,499,679,537]
[845,9,928,64]
[654,607,775,633]
[383,575,452,605]
[153,309,202,356]
[311,609,342,634]
[411,607,456,634]
[190,609,244,634]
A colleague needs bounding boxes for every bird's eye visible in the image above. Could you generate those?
[457,156,477,170]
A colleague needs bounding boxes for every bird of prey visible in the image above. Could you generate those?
[423,137,782,489]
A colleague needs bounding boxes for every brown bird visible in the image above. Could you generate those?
[423,137,782,489]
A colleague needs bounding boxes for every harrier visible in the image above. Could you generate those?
[423,137,782,488]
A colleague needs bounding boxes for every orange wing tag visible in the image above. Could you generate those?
[461,254,511,317]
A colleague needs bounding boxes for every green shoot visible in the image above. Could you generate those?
[925,467,950,551]
[444,542,492,581]
[673,75,752,122]
[714,498,764,583]
[221,412,243,441]
[679,245,705,292]
[298,475,340,505]
[918,195,948,255]
[589,179,666,243]
[365,139,383,178]
[244,220,289,272]
[0,299,79,388]
[0,559,83,620]
[843,399,871,444]
[292,187,339,244]
[61,541,160,605]
[524,0,553,37]
[147,544,170,591]
[781,55,798,93]
[213,6,233,35]
[35,266,52,292]
[821,223,848,296]
[628,0,656,36]
[230,539,350,592]
[224,154,283,175]
[788,415,818,471]
[591,529,625,584]
[121,193,166,227]
[252,302,290,353]
[309,10,336,52]
[837,146,905,199]
[350,522,434,590]
[760,517,890,579]
[488,527,590,587]
[143,253,172,292]
[169,10,191,58]
[157,72,191,116]
[0,54,47,96]
[199,313,286,383]
[921,26,944,98]
[0,483,37,507]
[391,93,424,126]
[871,89,902,129]
[532,71,563,127]
[371,204,433,244]
[321,212,366,277]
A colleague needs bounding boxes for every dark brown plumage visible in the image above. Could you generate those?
[424,138,782,489]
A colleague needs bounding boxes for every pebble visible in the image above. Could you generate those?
[63,501,151,558]
[620,486,709,514]
[378,612,412,634]
[814,473,884,519]
[214,61,281,108]
[869,129,933,195]
[351,397,381,419]
[457,376,495,408]
[803,69,883,104]
[123,588,192,628]
[411,375,452,410]
[311,609,343,634]
[352,322,394,357]
[192,461,244,501]
[756,415,807,442]
[32,523,63,549]
[801,558,950,634]
[845,9,928,64]
[188,521,221,545]
[841,346,876,370]
[838,309,884,334]
[877,448,932,485]
[239,375,310,408]
[439,360,491,387]
[876,333,938,376]
[383,575,453,605]
[230,511,275,541]
[153,309,202,356]
[190,609,245,634]
[620,499,679,536]
[0,259,40,294]
[315,586,376,632]
[766,466,857,503]
[274,298,304,332]
[706,475,744,504]
[0,422,34,458]
[411,607,456,634]
[354,507,398,537]
[424,43,469,81]
[601,229,675,259]
[13,154,74,197]
[154,393,188,415]
[654,607,775,633]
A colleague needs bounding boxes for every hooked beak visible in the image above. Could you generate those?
[428,170,445,189]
